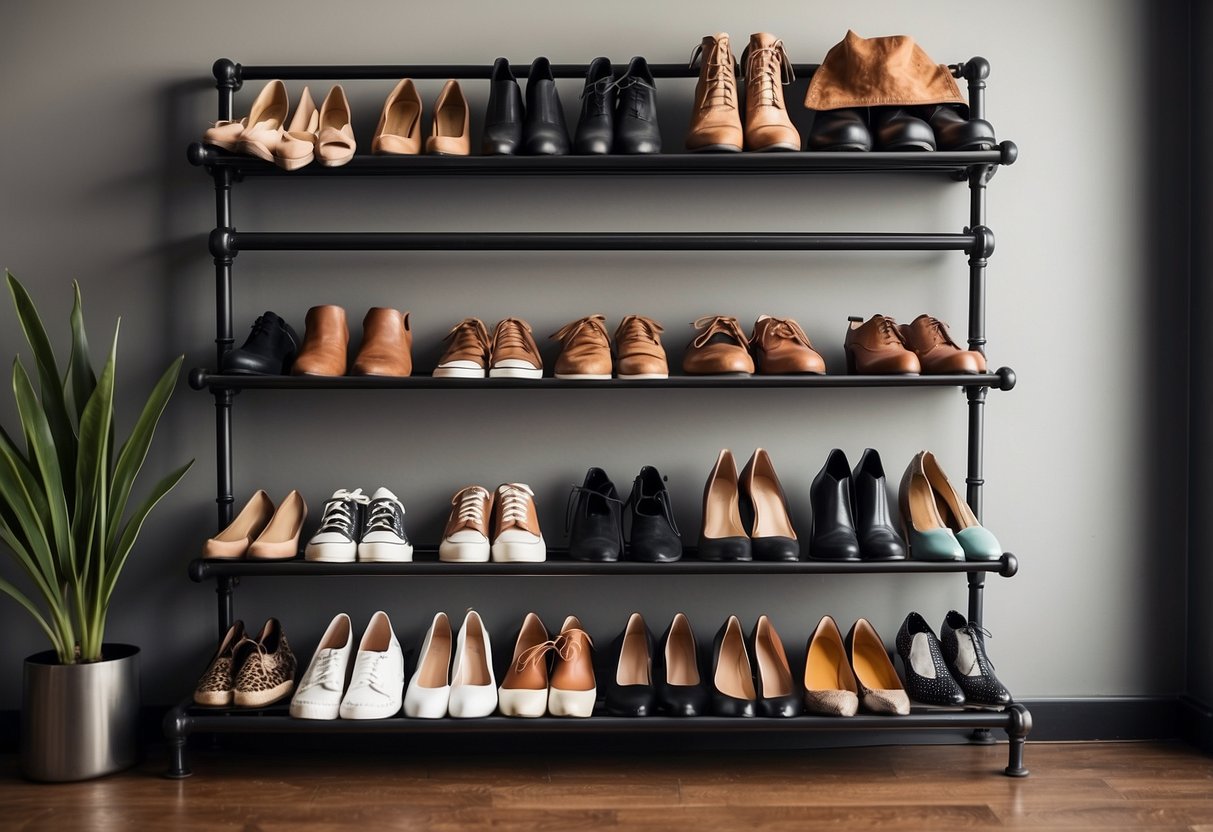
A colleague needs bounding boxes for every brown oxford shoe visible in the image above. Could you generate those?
[291,305,349,376]
[550,314,612,379]
[899,314,987,374]
[843,314,921,375]
[351,307,413,377]
[615,315,669,379]
[751,315,825,374]
[683,315,755,375]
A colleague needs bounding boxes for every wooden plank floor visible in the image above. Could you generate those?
[1,742,1211,831]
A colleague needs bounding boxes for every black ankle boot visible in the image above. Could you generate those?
[483,57,524,155]
[524,57,571,155]
[221,311,299,375]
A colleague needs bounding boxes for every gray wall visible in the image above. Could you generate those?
[0,0,1190,709]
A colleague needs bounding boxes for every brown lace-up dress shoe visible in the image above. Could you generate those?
[740,33,800,152]
[686,33,743,152]
[899,314,987,374]
[550,314,612,379]
[351,308,412,376]
[843,314,921,375]
[615,315,669,379]
[683,315,755,375]
[489,318,543,379]
[435,318,490,378]
[751,315,825,374]
[292,305,349,376]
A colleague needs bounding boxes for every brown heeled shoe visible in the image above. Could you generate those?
[803,615,859,716]
[498,613,551,718]
[292,305,350,376]
[686,33,743,152]
[548,616,595,717]
[351,308,413,377]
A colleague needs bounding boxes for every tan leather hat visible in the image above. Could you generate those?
[805,30,966,111]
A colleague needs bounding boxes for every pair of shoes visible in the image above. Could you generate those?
[483,58,571,155]
[435,317,543,379]
[221,311,300,375]
[292,305,413,377]
[440,483,545,562]
[290,611,405,719]
[203,490,307,560]
[567,466,681,562]
[373,79,469,156]
[809,449,905,562]
[305,488,413,563]
[845,314,986,375]
[686,32,800,152]
[808,105,996,152]
[700,449,797,562]
[499,614,596,717]
[711,615,799,717]
[405,610,502,718]
[194,619,297,708]
[897,611,1011,707]
[900,451,1000,561]
[202,80,354,169]
[551,315,669,380]
[804,615,909,716]
[574,57,662,154]
[683,315,825,375]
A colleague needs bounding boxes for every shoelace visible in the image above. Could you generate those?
[873,316,910,347]
[299,650,342,692]
[515,630,593,674]
[316,488,369,534]
[492,318,536,355]
[740,41,795,108]
[550,314,609,346]
[923,316,960,348]
[626,472,681,537]
[688,38,738,111]
[497,484,535,528]
[357,652,388,693]
[365,498,404,535]
[450,486,491,530]
[752,316,813,349]
[444,318,490,355]
[565,483,625,534]
[579,75,614,116]
[615,315,663,346]
[960,623,996,670]
[691,315,749,348]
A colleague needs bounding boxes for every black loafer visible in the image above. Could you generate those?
[809,449,861,561]
[940,611,1012,706]
[852,448,907,561]
[655,613,709,716]
[604,613,656,716]
[896,612,965,706]
[221,311,299,375]
[574,57,615,155]
[872,107,936,151]
[523,57,571,155]
[614,56,662,154]
[807,108,872,151]
[483,57,525,155]
[626,466,682,562]
[924,104,997,151]
[567,467,623,562]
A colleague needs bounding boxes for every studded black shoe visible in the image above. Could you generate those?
[940,611,1012,706]
[221,311,299,375]
[567,467,624,562]
[895,612,965,706]
[625,466,682,562]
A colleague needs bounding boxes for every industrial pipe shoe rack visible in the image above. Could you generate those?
[165,56,1030,778]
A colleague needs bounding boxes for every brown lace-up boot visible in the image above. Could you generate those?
[686,33,743,152]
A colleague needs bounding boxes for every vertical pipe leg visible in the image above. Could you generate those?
[214,389,234,529]
[216,575,236,638]
[163,702,193,779]
[1004,704,1032,777]
[210,169,236,531]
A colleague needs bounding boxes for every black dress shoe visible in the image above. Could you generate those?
[806,108,872,151]
[567,467,623,562]
[748,615,801,717]
[604,612,656,716]
[940,611,1012,706]
[852,448,907,561]
[221,311,299,375]
[896,612,965,706]
[626,466,682,562]
[872,107,936,151]
[923,104,997,151]
[710,616,757,716]
[524,57,571,155]
[614,57,662,154]
[655,613,708,716]
[809,449,861,561]
[483,57,525,155]
[574,57,615,155]
[699,449,752,562]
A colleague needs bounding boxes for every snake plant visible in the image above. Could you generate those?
[0,272,192,663]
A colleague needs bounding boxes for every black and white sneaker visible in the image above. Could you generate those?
[358,487,413,563]
[305,489,369,563]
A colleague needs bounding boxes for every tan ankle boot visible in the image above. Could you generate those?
[741,33,800,152]
[686,33,743,152]
[292,305,349,376]
[351,308,413,377]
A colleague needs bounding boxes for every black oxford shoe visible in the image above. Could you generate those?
[567,467,623,562]
[574,57,615,155]
[924,104,997,151]
[627,466,682,562]
[872,107,936,151]
[221,311,299,375]
[807,108,872,151]
[614,56,662,154]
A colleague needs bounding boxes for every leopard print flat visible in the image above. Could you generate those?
[193,620,246,706]
[233,618,298,708]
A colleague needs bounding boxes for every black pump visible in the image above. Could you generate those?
[523,57,571,156]
[808,448,861,561]
[852,448,907,561]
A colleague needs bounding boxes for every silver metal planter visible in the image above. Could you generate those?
[21,643,140,782]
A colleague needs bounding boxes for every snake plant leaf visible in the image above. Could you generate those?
[0,575,65,659]
[12,359,73,574]
[64,281,97,427]
[106,355,182,553]
[72,326,117,587]
[0,500,59,609]
[6,273,75,498]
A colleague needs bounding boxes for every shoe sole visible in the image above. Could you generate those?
[238,141,275,162]
[433,367,487,379]
[316,156,355,168]
[339,701,403,720]
[305,544,357,563]
[490,541,546,562]
[688,144,743,153]
[193,690,233,707]
[275,153,314,171]
[233,680,293,708]
[289,701,341,720]
[439,541,490,562]
[498,688,548,718]
[750,143,800,152]
[489,367,543,379]
[358,542,414,563]
[616,373,669,380]
[548,687,596,717]
[554,373,612,380]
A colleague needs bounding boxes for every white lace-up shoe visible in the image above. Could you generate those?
[290,613,354,720]
[339,611,404,719]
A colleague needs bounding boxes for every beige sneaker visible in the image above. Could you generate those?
[435,318,490,378]
[440,485,493,562]
[489,318,543,379]
[491,483,546,562]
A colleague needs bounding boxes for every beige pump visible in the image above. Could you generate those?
[204,79,287,152]
[247,490,307,560]
[702,449,748,541]
[203,490,274,559]
[427,80,470,156]
[372,79,423,155]
[315,85,357,167]
[273,87,319,171]
[235,80,292,161]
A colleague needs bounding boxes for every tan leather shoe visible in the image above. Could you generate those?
[686,33,743,152]
[315,85,356,167]
[803,615,860,716]
[491,483,545,562]
[683,315,755,375]
[741,33,800,152]
[499,612,551,718]
[549,615,595,718]
[435,318,490,378]
[372,79,423,155]
[899,314,987,374]
[205,79,287,152]
[292,305,349,376]
[427,80,471,156]
[203,490,274,559]
[489,318,543,379]
[550,314,611,379]
[235,80,292,161]
[248,490,307,560]
[844,618,910,715]
[439,485,493,562]
[351,308,412,377]
[699,449,751,561]
[844,315,921,375]
[614,315,668,379]
[274,87,319,171]
[751,315,825,374]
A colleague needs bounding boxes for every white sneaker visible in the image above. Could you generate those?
[490,483,546,563]
[439,486,492,563]
[338,611,404,719]
[290,613,354,720]
[448,610,498,718]
[358,487,413,562]
[305,489,369,563]
[403,612,453,718]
